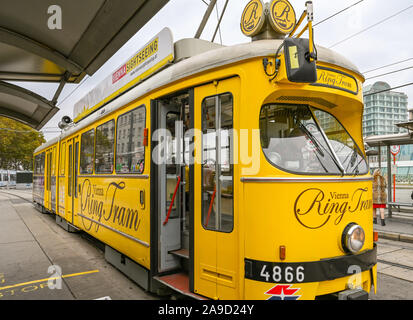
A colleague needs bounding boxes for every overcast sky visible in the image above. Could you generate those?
[18,0,413,140]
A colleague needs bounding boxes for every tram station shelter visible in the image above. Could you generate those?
[0,0,169,130]
[365,115,413,217]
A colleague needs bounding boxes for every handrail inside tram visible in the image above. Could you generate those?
[205,187,216,228]
[163,176,181,226]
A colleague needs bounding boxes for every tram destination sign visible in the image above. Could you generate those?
[74,28,174,123]
[311,66,359,95]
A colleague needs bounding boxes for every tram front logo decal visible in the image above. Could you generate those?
[265,285,301,300]
[293,188,372,229]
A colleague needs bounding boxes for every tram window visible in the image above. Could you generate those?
[47,152,52,190]
[35,152,45,175]
[35,155,40,174]
[51,149,56,176]
[35,155,39,174]
[259,104,368,175]
[80,129,95,174]
[218,94,234,233]
[68,145,72,196]
[34,155,38,174]
[116,105,146,174]
[96,120,115,173]
[74,142,79,197]
[202,93,233,233]
[59,142,66,175]
[36,156,40,174]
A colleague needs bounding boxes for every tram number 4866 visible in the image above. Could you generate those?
[260,265,305,283]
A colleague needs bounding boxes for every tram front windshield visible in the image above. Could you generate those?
[260,104,368,175]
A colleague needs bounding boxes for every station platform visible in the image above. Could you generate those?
[374,211,413,244]
[0,190,159,300]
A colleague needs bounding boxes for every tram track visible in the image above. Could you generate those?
[0,189,33,204]
[376,240,413,284]
[377,259,413,272]
[377,259,413,284]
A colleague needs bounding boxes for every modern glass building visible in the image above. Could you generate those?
[363,81,409,137]
[363,81,413,167]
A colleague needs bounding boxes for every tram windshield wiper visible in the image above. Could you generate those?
[345,148,358,172]
[350,157,364,175]
[297,120,345,176]
[297,121,324,157]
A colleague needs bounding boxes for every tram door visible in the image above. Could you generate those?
[65,136,79,225]
[155,94,190,273]
[44,147,56,211]
[44,150,52,210]
[49,146,57,212]
[194,77,239,299]
[57,142,66,217]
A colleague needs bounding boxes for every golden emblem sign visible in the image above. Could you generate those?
[269,0,296,34]
[240,0,265,37]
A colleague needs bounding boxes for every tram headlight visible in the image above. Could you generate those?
[342,223,365,254]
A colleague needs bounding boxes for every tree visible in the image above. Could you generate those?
[0,117,46,170]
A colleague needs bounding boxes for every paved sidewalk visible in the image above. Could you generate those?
[374,212,413,243]
[0,190,159,300]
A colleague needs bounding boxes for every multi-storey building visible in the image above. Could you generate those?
[363,81,409,136]
[363,81,413,162]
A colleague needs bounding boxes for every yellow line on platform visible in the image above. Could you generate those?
[0,269,100,291]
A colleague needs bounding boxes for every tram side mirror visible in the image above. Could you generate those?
[283,38,317,83]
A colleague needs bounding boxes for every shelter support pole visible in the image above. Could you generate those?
[52,71,72,105]
[386,145,392,218]
[378,146,381,168]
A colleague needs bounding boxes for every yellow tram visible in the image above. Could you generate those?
[33,0,377,300]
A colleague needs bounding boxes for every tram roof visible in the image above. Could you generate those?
[0,0,169,129]
[35,38,362,153]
